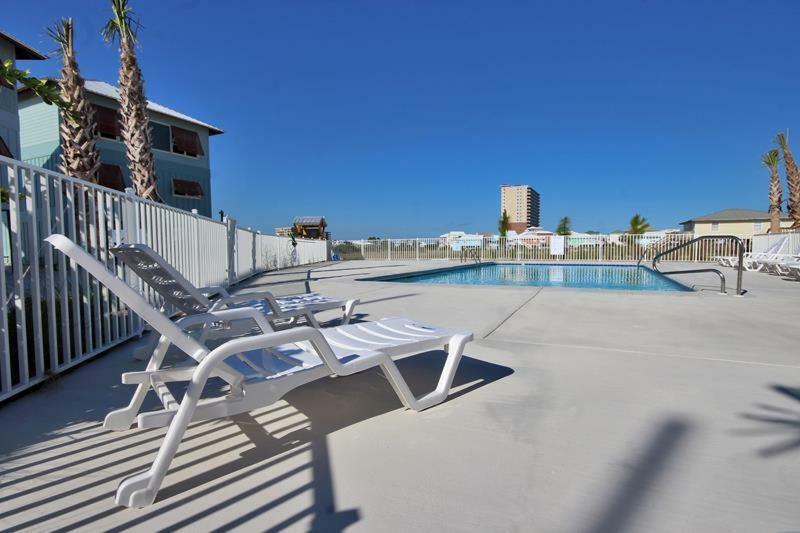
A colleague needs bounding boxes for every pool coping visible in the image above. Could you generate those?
[356,261,697,293]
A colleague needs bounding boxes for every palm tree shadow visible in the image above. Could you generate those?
[736,384,800,458]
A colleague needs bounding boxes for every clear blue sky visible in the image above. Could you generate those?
[6,0,800,238]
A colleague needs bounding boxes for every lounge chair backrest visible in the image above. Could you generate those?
[45,235,209,360]
[111,243,212,315]
[767,236,789,254]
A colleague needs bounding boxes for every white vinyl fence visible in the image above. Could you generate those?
[333,233,753,263]
[753,230,800,256]
[0,156,328,402]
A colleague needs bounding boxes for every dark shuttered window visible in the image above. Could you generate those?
[171,126,204,156]
[0,135,12,158]
[172,178,203,198]
[92,105,120,139]
[98,163,125,191]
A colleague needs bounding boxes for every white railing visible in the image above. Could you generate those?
[0,156,328,402]
[333,233,754,263]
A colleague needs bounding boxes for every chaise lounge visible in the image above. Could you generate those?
[111,243,359,360]
[46,234,473,508]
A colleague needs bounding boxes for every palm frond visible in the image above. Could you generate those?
[762,149,780,168]
[776,132,788,150]
[103,0,140,45]
[47,18,72,57]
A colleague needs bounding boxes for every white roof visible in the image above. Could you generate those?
[84,80,223,134]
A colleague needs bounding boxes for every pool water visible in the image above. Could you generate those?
[378,263,690,292]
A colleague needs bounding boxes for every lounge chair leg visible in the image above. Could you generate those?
[116,372,206,508]
[105,335,172,431]
[304,311,321,328]
[105,383,150,430]
[378,333,471,412]
[341,299,357,324]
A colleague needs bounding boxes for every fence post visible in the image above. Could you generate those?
[225,216,237,286]
[416,238,419,261]
[122,187,139,244]
[189,209,201,285]
[256,231,263,271]
[361,239,365,259]
[251,230,257,275]
[388,239,392,261]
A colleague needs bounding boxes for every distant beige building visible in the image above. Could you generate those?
[274,226,292,237]
[500,184,540,233]
[680,208,793,236]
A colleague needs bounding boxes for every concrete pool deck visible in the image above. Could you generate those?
[0,260,799,531]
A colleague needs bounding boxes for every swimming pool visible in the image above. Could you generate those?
[368,263,691,292]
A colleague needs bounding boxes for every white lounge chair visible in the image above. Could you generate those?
[755,253,800,275]
[46,234,473,508]
[111,242,358,329]
[719,237,788,270]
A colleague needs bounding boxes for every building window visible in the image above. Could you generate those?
[92,105,120,139]
[151,122,171,151]
[0,135,12,158]
[753,222,763,234]
[98,163,125,191]
[171,126,204,157]
[711,222,719,232]
[172,178,203,198]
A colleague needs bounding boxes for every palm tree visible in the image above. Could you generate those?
[103,0,162,201]
[762,149,782,233]
[776,132,800,228]
[498,209,510,237]
[628,213,651,234]
[556,216,571,235]
[49,18,101,183]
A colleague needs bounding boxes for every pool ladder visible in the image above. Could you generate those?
[461,247,481,264]
[637,235,744,295]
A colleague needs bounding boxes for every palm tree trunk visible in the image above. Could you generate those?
[769,167,782,232]
[117,38,162,201]
[54,19,101,183]
[778,135,800,228]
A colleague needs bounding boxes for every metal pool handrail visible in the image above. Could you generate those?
[650,235,744,296]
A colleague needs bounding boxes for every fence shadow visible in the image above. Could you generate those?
[0,350,513,531]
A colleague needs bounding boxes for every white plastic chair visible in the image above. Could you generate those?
[111,242,359,328]
[46,235,473,508]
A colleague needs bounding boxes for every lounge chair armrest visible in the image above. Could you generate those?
[122,367,197,384]
[176,307,274,334]
[216,290,279,305]
[213,290,284,317]
[203,326,356,376]
[199,285,229,298]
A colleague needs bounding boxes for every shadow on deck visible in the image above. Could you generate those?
[0,348,512,531]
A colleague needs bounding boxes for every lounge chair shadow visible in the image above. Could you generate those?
[158,351,512,500]
[6,352,511,531]
[735,384,800,457]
